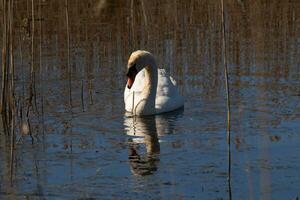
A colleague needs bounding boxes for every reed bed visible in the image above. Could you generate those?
[1,0,16,184]
[1,0,16,136]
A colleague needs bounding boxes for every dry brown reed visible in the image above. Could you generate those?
[1,0,16,141]
[88,80,93,105]
[1,0,9,135]
[30,0,38,115]
[8,0,15,185]
[0,0,16,184]
[221,0,232,199]
[65,0,72,108]
[39,0,45,136]
[23,0,36,144]
[81,80,84,112]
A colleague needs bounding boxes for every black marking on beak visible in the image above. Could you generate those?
[126,64,137,77]
[126,64,138,89]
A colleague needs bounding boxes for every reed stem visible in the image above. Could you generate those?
[39,0,45,136]
[221,0,232,199]
[9,0,16,185]
[1,0,8,135]
[130,0,134,48]
[1,0,16,137]
[81,80,84,112]
[65,0,72,108]
[28,0,34,116]
[32,0,38,114]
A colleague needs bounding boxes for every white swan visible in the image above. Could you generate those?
[124,50,184,115]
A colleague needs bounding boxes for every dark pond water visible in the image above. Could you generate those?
[1,0,300,199]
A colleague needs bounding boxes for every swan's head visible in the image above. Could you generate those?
[126,50,156,89]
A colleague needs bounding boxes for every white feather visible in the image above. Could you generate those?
[124,68,184,114]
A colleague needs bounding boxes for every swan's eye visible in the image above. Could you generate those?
[126,64,137,77]
[126,64,138,89]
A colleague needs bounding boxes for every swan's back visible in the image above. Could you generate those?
[124,68,184,114]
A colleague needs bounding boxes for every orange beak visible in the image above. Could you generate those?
[126,66,138,89]
[127,76,135,89]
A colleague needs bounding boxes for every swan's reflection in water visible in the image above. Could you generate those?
[124,108,183,176]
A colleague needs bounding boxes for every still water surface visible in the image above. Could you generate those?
[0,0,300,199]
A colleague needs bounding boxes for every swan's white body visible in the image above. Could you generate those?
[124,50,184,115]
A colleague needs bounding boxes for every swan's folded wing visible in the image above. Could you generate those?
[155,95,184,113]
[155,69,183,113]
[157,69,178,97]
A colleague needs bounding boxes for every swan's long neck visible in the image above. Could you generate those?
[143,64,158,100]
[135,61,158,115]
